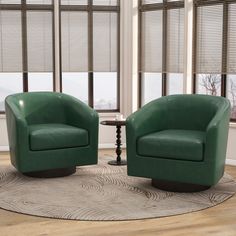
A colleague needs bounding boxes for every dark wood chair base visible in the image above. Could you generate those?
[152,179,211,193]
[23,167,76,178]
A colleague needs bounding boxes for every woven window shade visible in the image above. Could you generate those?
[142,0,163,4]
[141,10,163,73]
[195,5,223,74]
[166,8,184,73]
[167,0,183,2]
[27,0,52,4]
[60,0,87,5]
[93,12,117,72]
[27,11,53,72]
[0,10,22,72]
[227,3,236,74]
[61,12,88,72]
[93,0,117,5]
[0,0,21,3]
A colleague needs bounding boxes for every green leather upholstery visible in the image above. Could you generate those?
[138,130,205,161]
[5,92,99,174]
[126,95,231,187]
[29,124,88,151]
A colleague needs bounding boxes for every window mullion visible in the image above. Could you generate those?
[192,3,197,94]
[116,0,121,111]
[53,0,60,92]
[138,0,142,107]
[162,0,167,96]
[21,0,28,92]
[88,0,94,108]
[221,2,228,97]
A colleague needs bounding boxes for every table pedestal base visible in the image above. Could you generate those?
[108,160,127,166]
[100,120,127,166]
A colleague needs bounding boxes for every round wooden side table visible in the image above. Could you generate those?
[100,119,127,166]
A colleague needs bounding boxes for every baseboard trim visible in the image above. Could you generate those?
[226,159,236,166]
[0,146,9,152]
[99,143,126,149]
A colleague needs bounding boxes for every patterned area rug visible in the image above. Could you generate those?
[0,155,235,221]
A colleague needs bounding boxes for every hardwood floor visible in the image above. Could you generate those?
[0,150,236,236]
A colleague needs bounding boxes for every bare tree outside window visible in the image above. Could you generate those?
[197,74,236,120]
[197,74,221,96]
[199,74,221,96]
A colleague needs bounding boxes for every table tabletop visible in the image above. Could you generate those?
[100,119,126,126]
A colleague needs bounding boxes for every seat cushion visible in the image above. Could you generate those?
[137,129,206,161]
[29,124,88,151]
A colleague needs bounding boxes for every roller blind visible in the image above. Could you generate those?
[27,11,53,72]
[61,12,88,72]
[141,10,163,72]
[227,3,236,74]
[166,8,184,73]
[0,10,22,72]
[93,12,117,72]
[195,4,223,74]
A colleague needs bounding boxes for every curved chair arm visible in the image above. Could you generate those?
[62,95,99,130]
[62,94,99,149]
[126,98,168,164]
[5,98,29,169]
[205,99,230,178]
[126,97,168,140]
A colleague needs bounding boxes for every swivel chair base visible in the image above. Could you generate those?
[23,167,76,178]
[152,179,211,193]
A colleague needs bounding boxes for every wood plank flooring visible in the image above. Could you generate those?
[0,150,236,236]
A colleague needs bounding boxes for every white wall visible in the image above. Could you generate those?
[226,125,236,164]
[0,116,8,151]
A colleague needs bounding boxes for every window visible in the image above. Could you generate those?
[0,0,54,113]
[60,0,120,111]
[193,0,236,121]
[26,9,54,92]
[0,0,119,113]
[139,0,184,106]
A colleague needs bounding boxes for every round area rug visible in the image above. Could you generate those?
[0,155,235,221]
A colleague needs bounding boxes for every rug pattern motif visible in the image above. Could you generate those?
[0,156,235,221]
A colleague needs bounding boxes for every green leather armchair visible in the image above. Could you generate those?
[126,95,231,192]
[5,92,99,177]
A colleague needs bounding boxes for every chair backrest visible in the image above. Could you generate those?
[164,95,229,131]
[6,92,67,125]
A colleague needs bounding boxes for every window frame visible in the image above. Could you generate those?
[0,0,121,114]
[59,0,121,113]
[138,0,184,107]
